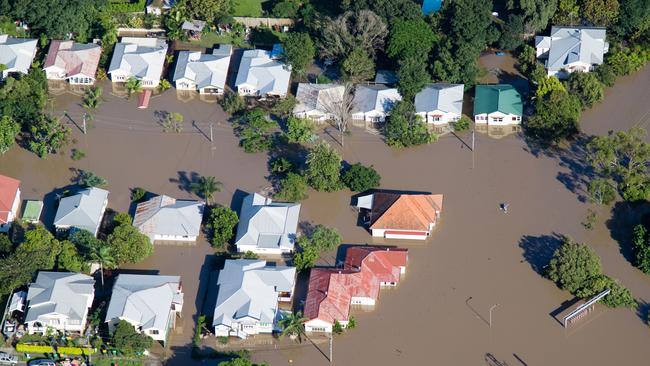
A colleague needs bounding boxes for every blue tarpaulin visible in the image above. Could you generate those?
[422,0,442,14]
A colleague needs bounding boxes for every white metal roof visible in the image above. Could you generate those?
[414,83,464,115]
[235,193,300,251]
[545,27,608,71]
[53,187,109,235]
[108,37,168,81]
[293,83,345,115]
[235,49,291,96]
[0,35,37,76]
[25,272,94,323]
[132,195,204,240]
[353,85,402,115]
[173,46,231,90]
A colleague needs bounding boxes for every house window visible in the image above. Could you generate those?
[150,329,159,335]
[432,116,441,122]
[493,117,504,122]
[309,327,326,332]
[511,116,518,121]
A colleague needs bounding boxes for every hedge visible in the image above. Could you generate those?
[16,344,95,355]
[107,0,146,13]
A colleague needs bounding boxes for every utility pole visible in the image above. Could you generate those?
[82,113,87,134]
[489,304,499,328]
[210,122,214,142]
[329,332,333,365]
[471,128,475,169]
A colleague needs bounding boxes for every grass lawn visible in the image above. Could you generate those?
[232,0,264,17]
[92,358,143,366]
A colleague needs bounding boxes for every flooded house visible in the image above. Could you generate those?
[0,174,20,233]
[108,37,168,88]
[105,274,184,345]
[43,40,101,85]
[473,84,523,133]
[414,83,464,133]
[351,85,402,123]
[235,49,291,98]
[303,246,408,333]
[53,187,109,237]
[293,83,345,123]
[0,35,37,80]
[24,272,95,335]
[132,195,204,243]
[356,192,444,240]
[173,44,232,95]
[212,259,296,339]
[535,26,608,79]
[235,193,300,255]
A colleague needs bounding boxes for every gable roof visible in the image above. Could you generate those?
[353,85,402,115]
[25,272,94,323]
[212,260,295,329]
[173,45,231,90]
[546,27,608,71]
[0,35,38,75]
[132,195,204,240]
[53,187,109,234]
[108,37,168,81]
[43,40,101,78]
[304,247,408,324]
[105,274,182,331]
[369,192,443,232]
[0,174,20,225]
[414,83,464,115]
[235,49,291,96]
[473,84,522,116]
[294,83,345,115]
[235,193,300,251]
[181,20,206,32]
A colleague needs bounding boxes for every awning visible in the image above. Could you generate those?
[356,194,374,210]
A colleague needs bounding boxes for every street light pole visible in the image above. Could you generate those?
[489,304,499,328]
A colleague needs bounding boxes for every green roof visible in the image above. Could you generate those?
[473,85,523,116]
[22,200,43,222]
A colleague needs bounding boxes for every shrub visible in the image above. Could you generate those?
[220,92,246,114]
[285,116,315,144]
[276,173,308,201]
[547,237,602,293]
[71,148,86,161]
[207,206,239,248]
[342,163,381,192]
[130,187,147,202]
[453,116,472,132]
[332,320,343,334]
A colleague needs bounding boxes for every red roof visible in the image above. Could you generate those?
[138,89,152,109]
[0,175,20,224]
[370,193,443,232]
[304,247,408,325]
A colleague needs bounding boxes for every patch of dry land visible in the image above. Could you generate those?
[1,65,649,366]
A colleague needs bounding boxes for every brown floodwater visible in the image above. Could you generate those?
[1,65,649,366]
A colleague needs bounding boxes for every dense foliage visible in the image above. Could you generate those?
[282,32,315,76]
[293,225,342,271]
[305,142,343,192]
[632,223,650,274]
[236,108,277,153]
[207,206,239,248]
[107,214,153,265]
[384,101,435,148]
[342,163,381,192]
[112,320,154,356]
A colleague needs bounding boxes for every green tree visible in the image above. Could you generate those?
[125,77,142,99]
[499,14,525,50]
[28,116,71,158]
[186,0,230,23]
[387,18,437,60]
[566,71,605,109]
[317,10,388,61]
[272,0,301,17]
[164,1,189,41]
[340,48,375,83]
[293,246,319,271]
[158,79,172,92]
[332,320,343,334]
[342,163,381,192]
[342,0,423,22]
[615,0,650,39]
[282,32,315,76]
[397,55,430,100]
[12,0,102,41]
[272,96,298,118]
[305,142,343,192]
[236,108,277,153]
[299,225,342,252]
[189,176,222,205]
[77,170,108,187]
[554,0,580,24]
[577,274,636,308]
[525,90,581,144]
[162,112,184,133]
[218,358,269,366]
[582,0,620,26]
[69,229,115,286]
[506,0,558,33]
[587,178,617,204]
[384,100,434,148]
[276,173,309,202]
[82,86,102,110]
[595,63,617,87]
[57,240,87,272]
[632,224,650,273]
[0,115,20,154]
[535,76,566,98]
[108,218,152,266]
[0,70,48,128]
[0,234,12,258]
[586,127,650,202]
[279,311,307,342]
[547,237,602,293]
[220,91,246,114]
[285,116,315,144]
[207,206,239,248]
[112,320,154,356]
[453,116,472,132]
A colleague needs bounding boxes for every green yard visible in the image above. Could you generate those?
[232,0,264,17]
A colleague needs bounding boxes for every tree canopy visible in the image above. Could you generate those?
[282,32,315,76]
[112,320,154,356]
[207,206,239,248]
[317,10,388,61]
[525,90,581,145]
[305,142,343,192]
[384,100,435,148]
[11,0,104,41]
[107,215,153,265]
[387,18,437,60]
[342,163,381,192]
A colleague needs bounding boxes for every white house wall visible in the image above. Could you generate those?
[474,112,521,126]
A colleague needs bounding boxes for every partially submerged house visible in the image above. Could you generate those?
[356,192,444,240]
[473,84,523,127]
[133,195,204,243]
[105,274,183,344]
[212,259,296,339]
[25,272,95,335]
[293,83,345,122]
[535,26,608,79]
[352,85,402,123]
[414,83,464,126]
[0,174,21,233]
[53,187,109,237]
[43,40,101,85]
[235,193,300,255]
[108,37,168,88]
[235,49,291,98]
[303,246,408,333]
[173,45,232,94]
[0,34,37,80]
[146,0,175,15]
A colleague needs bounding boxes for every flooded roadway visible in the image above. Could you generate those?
[0,65,649,366]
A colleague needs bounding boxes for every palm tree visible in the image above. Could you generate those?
[90,244,117,287]
[125,77,142,99]
[189,176,222,205]
[279,311,307,343]
[82,86,103,110]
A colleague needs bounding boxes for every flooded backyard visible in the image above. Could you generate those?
[1,65,649,366]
